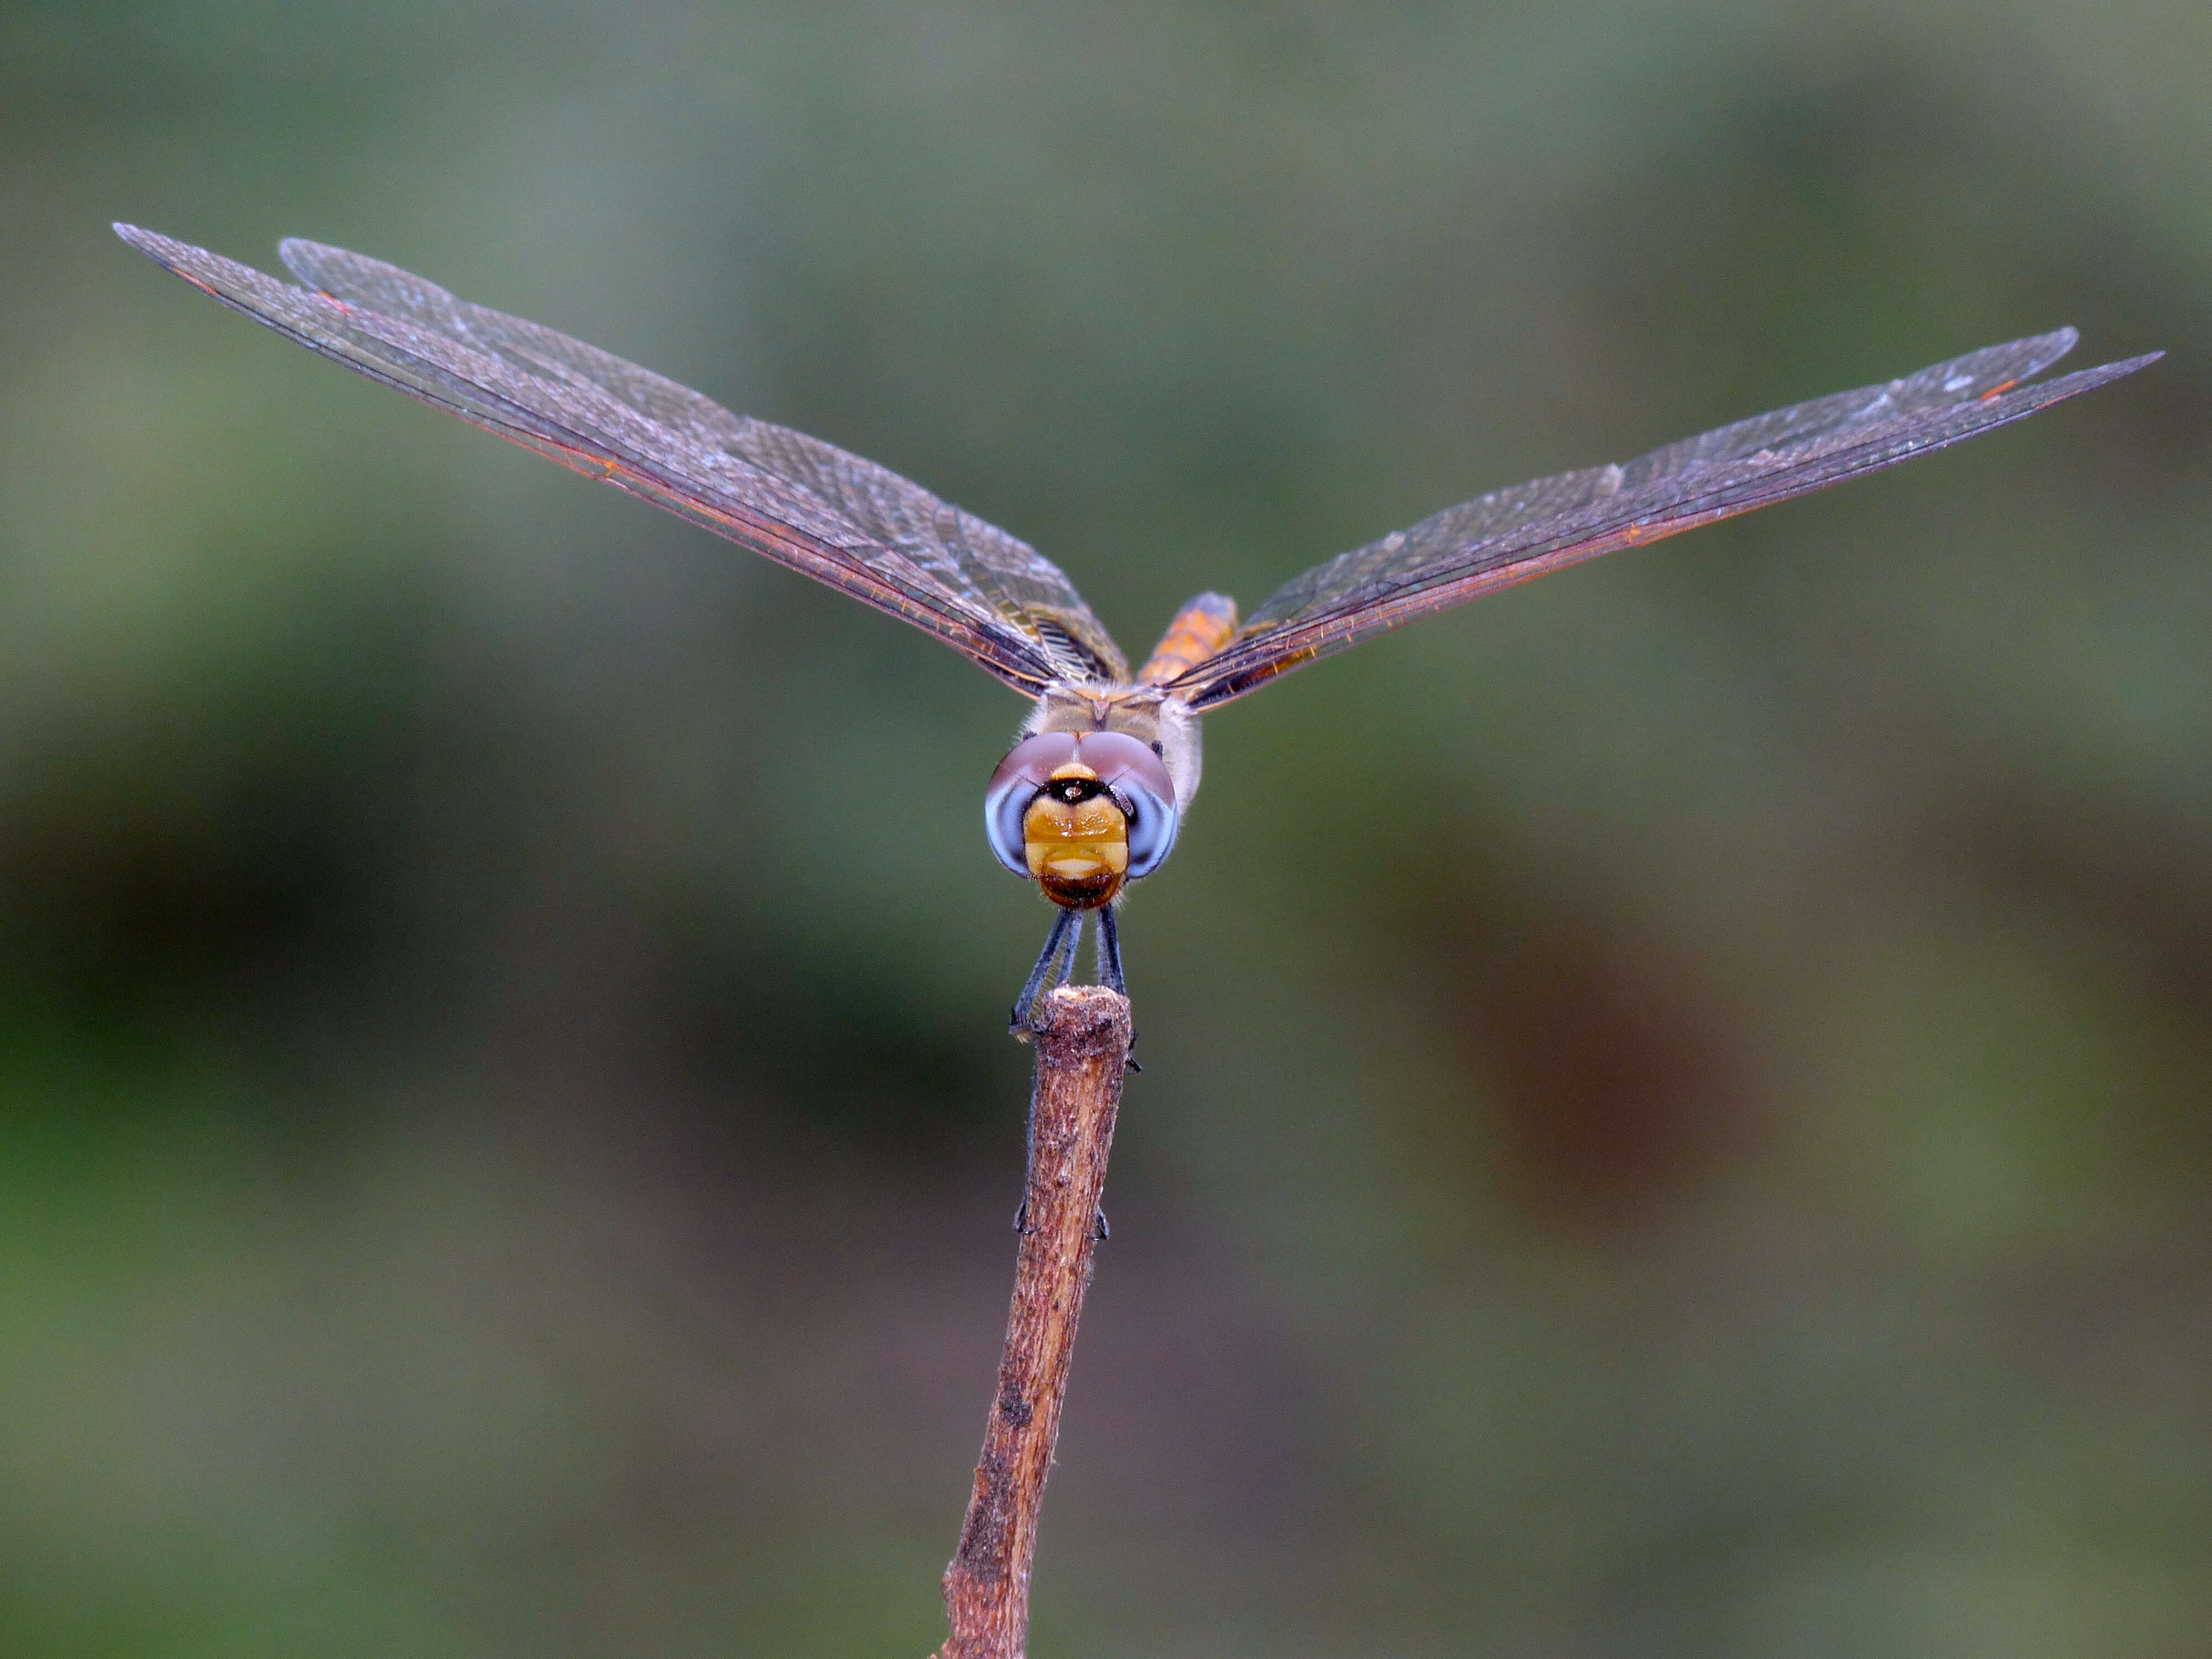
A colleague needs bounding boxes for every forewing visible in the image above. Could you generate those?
[1170,333,2160,708]
[276,238,1126,682]
[723,420,1129,682]
[117,225,1102,693]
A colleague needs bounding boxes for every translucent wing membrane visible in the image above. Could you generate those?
[121,225,2155,714]
[1169,332,2161,709]
[278,240,1128,683]
[117,226,1126,693]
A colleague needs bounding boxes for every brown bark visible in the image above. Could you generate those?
[935,985,1133,1659]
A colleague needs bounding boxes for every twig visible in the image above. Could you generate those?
[935,984,1133,1659]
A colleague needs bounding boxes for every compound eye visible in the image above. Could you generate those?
[1073,731,1180,879]
[983,732,1077,876]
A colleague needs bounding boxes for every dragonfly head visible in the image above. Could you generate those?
[985,730,1178,908]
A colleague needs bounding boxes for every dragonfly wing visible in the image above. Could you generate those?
[117,226,1098,694]
[726,420,1129,683]
[1167,333,2160,709]
[276,237,1126,684]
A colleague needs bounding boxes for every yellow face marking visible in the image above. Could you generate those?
[1023,790,1129,909]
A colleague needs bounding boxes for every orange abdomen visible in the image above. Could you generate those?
[1137,592,1238,685]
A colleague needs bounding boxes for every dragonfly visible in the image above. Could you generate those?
[116,223,2159,1034]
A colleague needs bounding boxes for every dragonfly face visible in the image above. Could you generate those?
[985,727,1180,907]
[112,222,2160,1034]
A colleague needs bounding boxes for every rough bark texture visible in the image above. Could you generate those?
[935,985,1133,1659]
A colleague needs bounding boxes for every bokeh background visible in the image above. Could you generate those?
[4,2,2210,1655]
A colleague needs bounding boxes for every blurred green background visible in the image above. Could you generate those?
[4,1,2210,1655]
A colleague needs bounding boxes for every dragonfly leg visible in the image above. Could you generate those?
[1053,909,1085,990]
[1098,902,1140,1073]
[1010,905,1083,1036]
[1097,903,1126,996]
